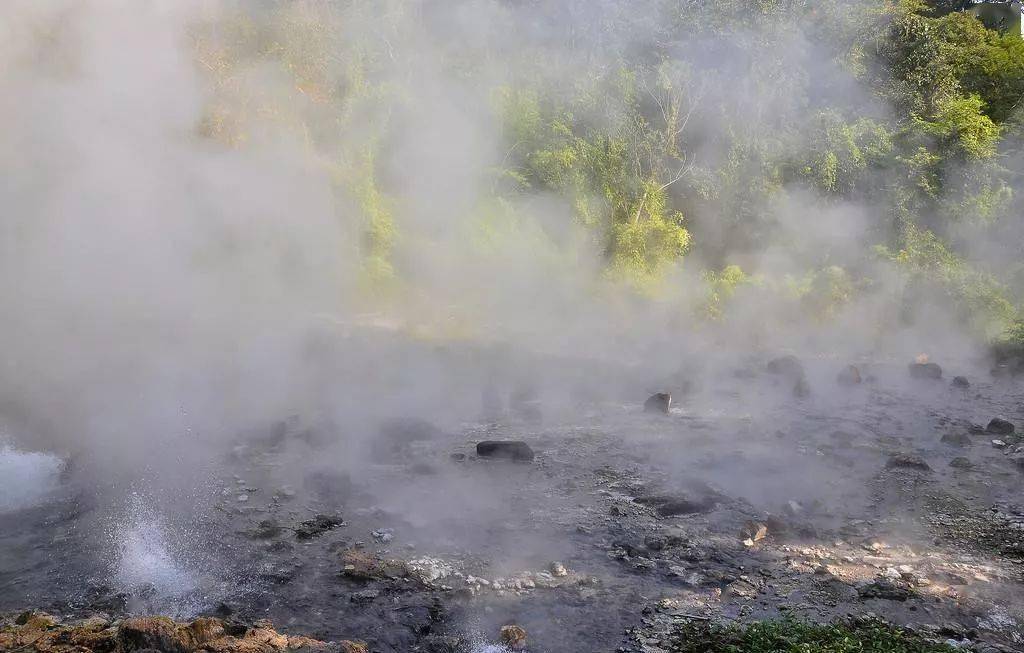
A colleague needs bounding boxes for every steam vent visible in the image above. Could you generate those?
[3,1,1024,652]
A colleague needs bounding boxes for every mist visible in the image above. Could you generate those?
[2,1,1023,651]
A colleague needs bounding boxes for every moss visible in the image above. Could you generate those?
[664,618,959,653]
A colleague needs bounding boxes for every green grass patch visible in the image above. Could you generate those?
[665,618,959,653]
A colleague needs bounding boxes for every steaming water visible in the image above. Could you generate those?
[109,495,204,615]
[0,441,63,513]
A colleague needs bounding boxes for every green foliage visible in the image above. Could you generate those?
[700,265,759,320]
[915,94,1001,159]
[350,148,396,287]
[188,0,1024,340]
[666,618,959,653]
[798,112,894,194]
[880,224,1015,335]
[496,70,693,290]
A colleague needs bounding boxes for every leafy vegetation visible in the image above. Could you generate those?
[189,0,1024,344]
[666,618,959,653]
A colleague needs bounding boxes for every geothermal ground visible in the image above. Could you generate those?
[2,353,1024,652]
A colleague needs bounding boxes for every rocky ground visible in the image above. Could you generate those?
[2,355,1024,652]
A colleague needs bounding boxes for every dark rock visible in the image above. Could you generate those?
[837,365,862,386]
[251,519,284,539]
[884,454,932,472]
[476,440,535,462]
[766,355,804,379]
[350,589,380,603]
[635,494,714,516]
[986,418,1015,436]
[858,578,913,601]
[952,376,970,388]
[644,535,667,551]
[295,514,344,540]
[949,457,973,469]
[419,635,467,653]
[940,432,972,447]
[644,392,672,414]
[909,362,942,379]
[765,515,790,538]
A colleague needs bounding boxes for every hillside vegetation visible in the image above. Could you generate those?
[191,0,1024,346]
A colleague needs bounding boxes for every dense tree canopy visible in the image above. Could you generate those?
[192,0,1024,342]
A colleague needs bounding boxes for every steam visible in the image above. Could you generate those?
[0,440,63,512]
[0,0,1015,555]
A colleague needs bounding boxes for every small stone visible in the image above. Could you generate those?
[859,578,913,601]
[767,355,804,379]
[295,514,344,539]
[952,376,969,388]
[237,494,249,502]
[992,439,1007,449]
[885,454,931,472]
[644,393,672,414]
[549,561,568,577]
[986,418,1015,436]
[476,440,535,462]
[372,529,394,543]
[949,457,973,469]
[351,589,380,603]
[500,624,527,649]
[941,432,972,447]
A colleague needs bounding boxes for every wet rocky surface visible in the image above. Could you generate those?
[2,357,1024,652]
